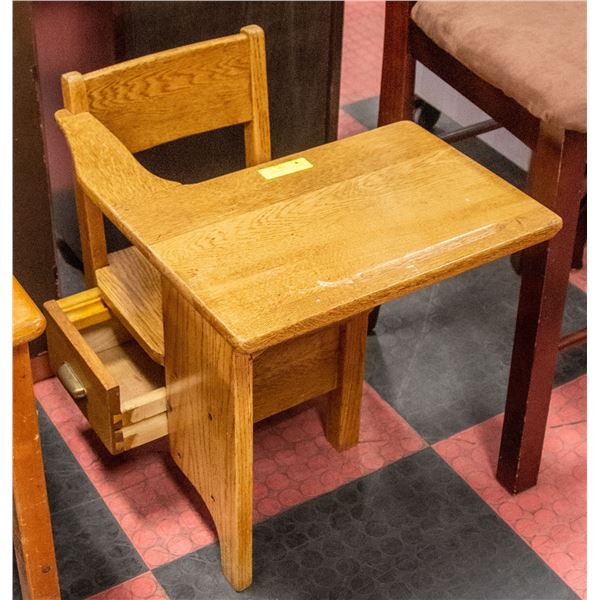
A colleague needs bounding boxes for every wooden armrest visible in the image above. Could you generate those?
[54,109,180,240]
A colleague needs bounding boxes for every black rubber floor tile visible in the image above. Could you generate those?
[51,499,147,600]
[555,343,587,387]
[37,404,99,515]
[12,408,144,599]
[13,404,117,600]
[154,449,576,600]
[366,257,586,444]
[343,96,380,130]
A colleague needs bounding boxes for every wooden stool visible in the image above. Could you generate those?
[50,90,561,588]
[13,277,60,599]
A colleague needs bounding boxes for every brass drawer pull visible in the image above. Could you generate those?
[57,363,86,400]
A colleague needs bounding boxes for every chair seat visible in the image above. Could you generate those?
[412,1,586,133]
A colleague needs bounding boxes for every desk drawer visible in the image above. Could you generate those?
[44,288,166,454]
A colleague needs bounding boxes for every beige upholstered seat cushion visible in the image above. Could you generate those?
[412,1,586,133]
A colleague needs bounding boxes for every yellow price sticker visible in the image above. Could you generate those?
[258,158,313,180]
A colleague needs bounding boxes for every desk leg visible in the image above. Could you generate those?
[163,282,253,591]
[13,343,60,600]
[325,312,369,450]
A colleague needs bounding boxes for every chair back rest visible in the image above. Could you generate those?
[61,25,270,165]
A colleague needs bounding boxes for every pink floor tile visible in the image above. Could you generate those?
[434,376,587,599]
[37,377,425,568]
[340,1,385,106]
[87,572,168,600]
[102,467,218,568]
[252,383,425,521]
[35,378,174,497]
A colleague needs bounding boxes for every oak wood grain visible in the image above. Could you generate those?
[74,184,109,288]
[55,108,177,250]
[82,33,253,153]
[60,26,271,285]
[57,286,111,330]
[120,387,167,427]
[79,317,131,354]
[253,324,339,422]
[45,299,120,451]
[61,70,89,113]
[163,279,253,591]
[62,72,108,285]
[96,246,164,364]
[97,340,164,404]
[117,412,167,452]
[55,111,438,246]
[241,25,271,166]
[53,30,565,591]
[324,312,369,450]
[56,115,562,355]
[45,296,166,454]
[149,125,562,353]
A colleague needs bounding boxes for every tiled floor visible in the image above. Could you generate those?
[435,376,587,598]
[16,3,586,599]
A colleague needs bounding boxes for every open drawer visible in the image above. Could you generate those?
[44,288,167,454]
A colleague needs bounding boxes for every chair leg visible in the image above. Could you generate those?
[378,1,415,127]
[74,183,108,288]
[13,343,60,599]
[324,312,369,450]
[512,190,585,276]
[370,1,416,333]
[497,125,586,494]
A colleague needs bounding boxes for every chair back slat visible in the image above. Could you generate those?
[80,34,252,152]
[60,25,271,285]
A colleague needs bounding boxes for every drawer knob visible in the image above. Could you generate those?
[57,363,87,400]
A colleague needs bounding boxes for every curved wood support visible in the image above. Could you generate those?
[162,278,253,591]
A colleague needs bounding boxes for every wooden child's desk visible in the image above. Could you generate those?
[46,113,560,590]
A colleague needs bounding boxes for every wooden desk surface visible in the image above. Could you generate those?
[13,277,46,347]
[57,112,561,353]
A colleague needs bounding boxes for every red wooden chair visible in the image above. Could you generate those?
[375,1,586,493]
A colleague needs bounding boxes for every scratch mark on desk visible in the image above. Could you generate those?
[314,224,500,290]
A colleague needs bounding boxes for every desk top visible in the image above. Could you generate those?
[13,277,46,347]
[58,112,561,353]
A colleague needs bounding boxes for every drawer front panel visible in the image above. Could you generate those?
[44,289,167,455]
[45,299,120,452]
